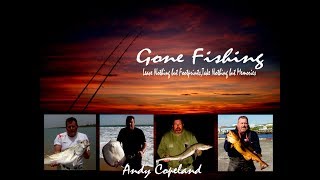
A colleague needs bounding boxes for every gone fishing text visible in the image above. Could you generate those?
[136,48,264,70]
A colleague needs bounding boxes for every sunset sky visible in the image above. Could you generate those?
[40,0,280,114]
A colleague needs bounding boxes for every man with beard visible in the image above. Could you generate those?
[224,115,261,172]
[117,115,147,170]
[157,118,201,170]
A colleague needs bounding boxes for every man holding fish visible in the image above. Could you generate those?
[117,115,147,170]
[50,117,90,170]
[157,118,202,170]
[224,115,265,172]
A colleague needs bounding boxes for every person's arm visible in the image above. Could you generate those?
[250,131,262,154]
[224,138,232,152]
[83,148,90,159]
[83,135,90,159]
[191,133,198,144]
[138,142,147,156]
[142,142,147,152]
[51,136,62,167]
[137,129,147,156]
[191,134,202,156]
[54,144,62,153]
[157,136,168,158]
[117,129,124,143]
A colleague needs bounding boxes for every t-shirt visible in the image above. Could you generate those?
[117,127,146,156]
[157,129,198,168]
[53,132,89,168]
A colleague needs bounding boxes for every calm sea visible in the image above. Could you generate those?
[44,126,96,170]
[100,126,154,167]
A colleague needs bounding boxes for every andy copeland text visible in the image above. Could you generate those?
[122,164,202,178]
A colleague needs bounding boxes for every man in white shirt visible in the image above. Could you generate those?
[52,117,90,170]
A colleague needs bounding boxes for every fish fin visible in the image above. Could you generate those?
[243,155,251,161]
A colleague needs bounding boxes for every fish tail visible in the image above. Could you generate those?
[259,160,269,170]
[44,157,53,165]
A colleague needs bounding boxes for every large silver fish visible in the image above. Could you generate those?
[156,143,212,165]
[102,140,126,167]
[44,139,90,167]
